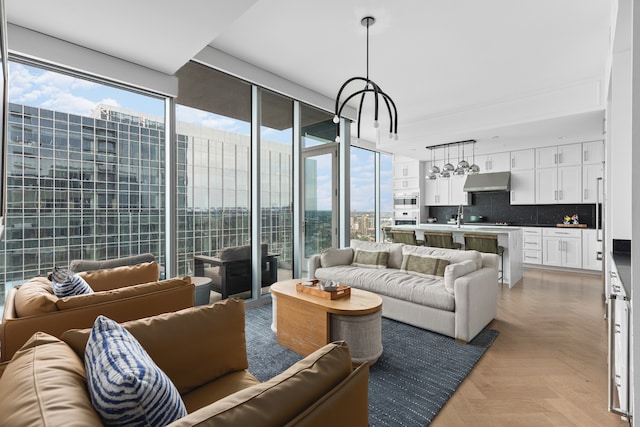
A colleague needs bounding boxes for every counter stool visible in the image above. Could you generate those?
[464,233,504,284]
[390,230,425,246]
[423,231,462,249]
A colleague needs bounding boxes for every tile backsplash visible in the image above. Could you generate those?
[428,191,600,228]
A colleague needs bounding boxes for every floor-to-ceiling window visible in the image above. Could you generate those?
[350,147,394,242]
[1,60,166,286]
[175,62,252,278]
[260,90,293,281]
[300,104,337,266]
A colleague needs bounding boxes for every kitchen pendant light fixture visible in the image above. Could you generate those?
[333,16,398,143]
[426,139,477,176]
[468,142,480,174]
[427,147,438,180]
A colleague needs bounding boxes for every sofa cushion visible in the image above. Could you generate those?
[55,277,189,311]
[13,277,58,317]
[168,341,354,426]
[350,240,404,269]
[352,249,389,269]
[77,261,160,292]
[85,315,187,426]
[320,247,354,267]
[50,268,94,298]
[0,332,102,426]
[402,245,483,270]
[400,254,449,278]
[315,266,455,311]
[444,260,478,294]
[62,299,248,395]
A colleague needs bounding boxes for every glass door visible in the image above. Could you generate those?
[301,144,337,275]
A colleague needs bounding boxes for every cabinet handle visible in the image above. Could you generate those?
[584,189,588,199]
[597,251,603,261]
[559,152,563,164]
[584,150,588,162]
[554,153,558,164]
[559,190,562,200]
[511,157,515,168]
[558,241,562,251]
[554,190,558,200]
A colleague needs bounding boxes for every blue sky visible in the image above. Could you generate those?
[9,61,393,212]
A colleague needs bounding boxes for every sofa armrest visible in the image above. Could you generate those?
[167,341,366,427]
[453,258,499,342]
[308,254,322,279]
[1,279,194,362]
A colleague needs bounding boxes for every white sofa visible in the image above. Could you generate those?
[308,240,499,342]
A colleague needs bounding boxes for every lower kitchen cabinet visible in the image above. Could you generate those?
[582,229,603,271]
[542,228,582,269]
[522,227,542,264]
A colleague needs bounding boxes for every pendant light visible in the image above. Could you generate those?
[454,144,466,175]
[468,142,480,174]
[442,145,454,174]
[457,142,469,171]
[427,146,438,179]
[333,17,398,143]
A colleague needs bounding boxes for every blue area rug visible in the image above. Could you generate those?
[245,303,499,426]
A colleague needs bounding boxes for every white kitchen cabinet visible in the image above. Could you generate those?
[510,149,535,170]
[510,169,536,204]
[582,163,604,203]
[582,229,603,271]
[522,227,542,265]
[536,143,582,168]
[424,177,449,205]
[535,165,582,204]
[542,228,582,269]
[475,152,510,173]
[449,174,470,205]
[393,157,422,192]
[582,140,604,165]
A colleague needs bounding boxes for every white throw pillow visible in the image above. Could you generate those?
[320,247,354,267]
[444,259,478,294]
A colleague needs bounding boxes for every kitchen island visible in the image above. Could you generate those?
[393,223,523,288]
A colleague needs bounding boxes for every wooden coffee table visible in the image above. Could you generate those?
[270,279,383,365]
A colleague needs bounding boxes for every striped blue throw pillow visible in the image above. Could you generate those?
[50,267,93,297]
[85,315,187,426]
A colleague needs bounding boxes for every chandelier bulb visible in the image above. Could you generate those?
[333,115,340,124]
[394,134,398,141]
[388,132,393,139]
[373,120,379,128]
[335,136,341,143]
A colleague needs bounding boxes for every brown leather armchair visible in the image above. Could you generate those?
[194,244,278,299]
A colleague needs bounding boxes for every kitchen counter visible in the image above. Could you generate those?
[393,224,523,287]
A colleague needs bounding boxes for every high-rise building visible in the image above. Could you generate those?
[0,102,293,285]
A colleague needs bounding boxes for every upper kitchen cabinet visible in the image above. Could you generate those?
[510,149,535,171]
[536,143,582,168]
[424,176,448,205]
[393,156,422,192]
[582,140,605,165]
[536,165,582,204]
[583,163,604,203]
[510,169,536,205]
[475,152,510,173]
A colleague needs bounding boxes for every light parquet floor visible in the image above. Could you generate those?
[432,268,629,427]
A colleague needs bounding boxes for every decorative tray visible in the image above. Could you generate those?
[556,224,587,228]
[296,280,351,300]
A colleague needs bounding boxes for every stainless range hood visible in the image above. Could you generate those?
[463,172,511,192]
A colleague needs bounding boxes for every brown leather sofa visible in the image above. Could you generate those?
[0,261,194,361]
[0,300,370,426]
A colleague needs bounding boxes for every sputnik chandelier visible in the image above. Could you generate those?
[333,16,398,143]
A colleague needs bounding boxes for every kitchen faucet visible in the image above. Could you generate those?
[456,204,464,228]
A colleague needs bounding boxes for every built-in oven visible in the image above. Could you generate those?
[394,192,419,209]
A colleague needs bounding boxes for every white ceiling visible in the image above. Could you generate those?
[6,0,613,159]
